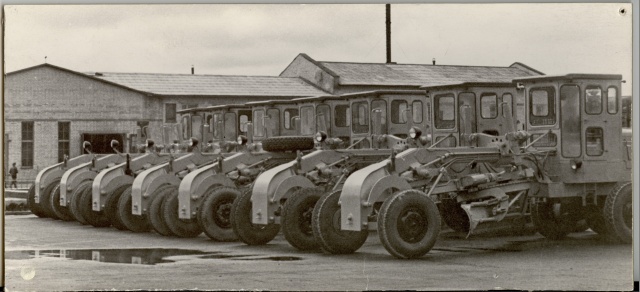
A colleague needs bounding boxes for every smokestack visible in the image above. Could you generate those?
[386,4,391,64]
[191,65,194,75]
[432,58,436,65]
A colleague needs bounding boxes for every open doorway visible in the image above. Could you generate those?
[81,133,125,154]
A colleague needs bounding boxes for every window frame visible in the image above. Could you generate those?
[585,86,603,115]
[585,127,605,156]
[434,94,455,129]
[283,108,299,130]
[607,86,618,114]
[412,100,423,123]
[58,121,70,163]
[480,93,498,119]
[21,121,34,168]
[529,87,556,126]
[165,103,177,123]
[391,100,409,124]
[334,104,350,128]
[351,101,369,134]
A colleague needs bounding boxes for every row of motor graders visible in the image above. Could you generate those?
[28,73,632,259]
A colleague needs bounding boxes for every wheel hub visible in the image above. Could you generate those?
[397,208,427,243]
[214,201,233,228]
[298,207,314,236]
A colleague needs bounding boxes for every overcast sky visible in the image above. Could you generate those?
[3,3,633,94]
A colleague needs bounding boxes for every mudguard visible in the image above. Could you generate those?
[59,154,128,207]
[131,151,214,215]
[92,153,172,211]
[34,154,94,203]
[251,161,308,225]
[178,151,285,220]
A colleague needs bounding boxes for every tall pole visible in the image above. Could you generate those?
[386,4,391,64]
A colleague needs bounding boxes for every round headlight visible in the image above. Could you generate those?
[237,135,248,145]
[315,131,328,142]
[189,137,199,147]
[146,139,155,148]
[409,127,422,139]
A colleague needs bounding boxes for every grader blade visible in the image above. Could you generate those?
[459,188,509,236]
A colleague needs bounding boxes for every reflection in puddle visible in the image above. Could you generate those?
[5,249,304,265]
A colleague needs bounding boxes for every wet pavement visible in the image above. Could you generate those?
[3,214,633,291]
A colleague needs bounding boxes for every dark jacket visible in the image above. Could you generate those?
[9,166,18,179]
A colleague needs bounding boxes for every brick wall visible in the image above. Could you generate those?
[279,55,336,93]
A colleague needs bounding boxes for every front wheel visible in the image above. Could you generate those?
[104,184,132,230]
[230,188,280,245]
[117,187,151,233]
[68,181,92,225]
[49,184,75,221]
[162,186,203,238]
[311,190,368,254]
[378,189,441,259]
[282,188,323,251]
[39,182,60,219]
[149,186,174,236]
[530,199,579,240]
[198,186,240,242]
[79,185,111,227]
[604,182,632,243]
[27,184,47,218]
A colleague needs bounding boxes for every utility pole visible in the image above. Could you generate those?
[386,4,392,64]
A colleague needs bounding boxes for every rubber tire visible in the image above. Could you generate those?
[378,189,441,259]
[311,190,368,254]
[530,199,576,240]
[162,186,203,238]
[39,182,61,219]
[439,199,470,233]
[149,186,175,236]
[78,185,111,227]
[261,136,315,152]
[198,186,240,242]
[282,188,323,251]
[49,184,75,221]
[68,181,92,225]
[27,184,48,218]
[604,182,632,243]
[104,184,132,230]
[231,188,280,245]
[117,186,151,233]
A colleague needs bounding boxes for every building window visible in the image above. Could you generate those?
[182,104,198,109]
[21,121,34,168]
[165,103,177,123]
[58,122,70,162]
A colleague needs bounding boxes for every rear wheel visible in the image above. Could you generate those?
[117,187,151,233]
[198,186,240,242]
[604,182,632,243]
[39,182,60,219]
[27,184,48,218]
[282,188,322,251]
[231,188,280,245]
[311,190,368,254]
[378,189,441,259]
[162,186,203,238]
[104,184,132,230]
[79,185,111,227]
[49,184,75,221]
[68,181,92,225]
[149,186,174,236]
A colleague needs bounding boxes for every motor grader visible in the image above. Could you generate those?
[311,74,631,259]
[241,90,435,250]
[173,97,336,241]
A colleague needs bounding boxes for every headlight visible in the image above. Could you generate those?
[189,137,199,147]
[237,135,248,145]
[315,131,328,142]
[571,160,582,170]
[145,139,155,148]
[409,126,422,139]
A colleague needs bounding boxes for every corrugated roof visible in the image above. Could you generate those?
[318,61,541,87]
[88,72,328,96]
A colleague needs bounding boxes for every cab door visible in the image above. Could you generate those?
[581,83,619,162]
[458,92,477,146]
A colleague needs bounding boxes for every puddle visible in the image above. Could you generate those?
[5,248,304,265]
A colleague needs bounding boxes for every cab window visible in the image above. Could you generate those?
[391,100,408,124]
[371,100,387,134]
[239,114,249,134]
[585,86,602,115]
[191,114,203,141]
[316,104,331,133]
[212,113,222,139]
[481,93,498,119]
[529,87,556,126]
[586,127,604,156]
[224,112,237,140]
[352,101,369,134]
[413,101,423,123]
[284,108,298,130]
[205,114,213,133]
[560,85,581,158]
[335,105,350,127]
[435,94,455,129]
[182,115,190,140]
[502,93,513,117]
[607,87,618,114]
[300,106,315,135]
[253,109,265,137]
[267,108,280,136]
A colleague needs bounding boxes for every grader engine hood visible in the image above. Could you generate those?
[59,154,129,207]
[34,154,95,203]
[91,153,172,212]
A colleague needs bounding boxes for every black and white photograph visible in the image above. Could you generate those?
[2,3,636,291]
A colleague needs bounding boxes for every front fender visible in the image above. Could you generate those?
[131,163,173,215]
[34,154,94,203]
[178,164,234,220]
[250,161,297,225]
[59,162,92,206]
[60,154,126,206]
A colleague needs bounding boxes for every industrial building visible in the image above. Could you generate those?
[4,54,542,180]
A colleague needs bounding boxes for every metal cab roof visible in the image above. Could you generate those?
[513,74,623,83]
[421,82,514,91]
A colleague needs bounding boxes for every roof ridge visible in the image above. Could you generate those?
[86,71,302,78]
[318,60,524,69]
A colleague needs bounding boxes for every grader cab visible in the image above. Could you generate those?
[310,74,630,259]
[242,90,432,250]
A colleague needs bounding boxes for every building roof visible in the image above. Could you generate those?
[88,72,328,96]
[317,60,542,87]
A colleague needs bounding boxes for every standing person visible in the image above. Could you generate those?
[9,162,19,189]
